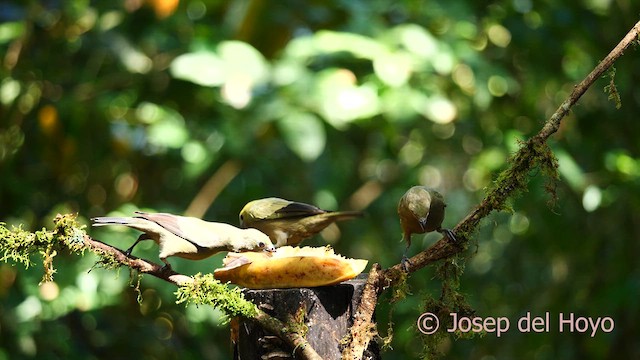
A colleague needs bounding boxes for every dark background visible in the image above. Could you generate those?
[1,0,639,358]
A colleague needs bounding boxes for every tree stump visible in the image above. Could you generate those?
[233,275,380,359]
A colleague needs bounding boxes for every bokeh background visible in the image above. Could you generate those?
[1,1,639,359]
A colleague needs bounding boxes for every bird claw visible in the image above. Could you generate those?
[401,256,411,272]
[124,234,148,257]
[160,261,173,274]
[123,247,134,257]
[439,228,457,243]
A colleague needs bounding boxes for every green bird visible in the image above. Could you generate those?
[91,211,275,271]
[239,197,363,247]
[397,186,456,270]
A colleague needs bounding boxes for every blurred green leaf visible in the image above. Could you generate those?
[313,69,380,128]
[0,22,25,44]
[277,112,326,162]
[170,51,225,86]
[556,149,586,191]
[139,103,189,149]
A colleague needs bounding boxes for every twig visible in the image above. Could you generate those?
[343,20,640,359]
[81,235,322,360]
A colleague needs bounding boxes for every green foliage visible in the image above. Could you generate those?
[175,273,258,320]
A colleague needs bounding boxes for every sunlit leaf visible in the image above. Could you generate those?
[314,69,380,128]
[138,103,189,149]
[313,30,387,60]
[170,51,225,86]
[0,21,25,44]
[395,24,439,59]
[0,78,21,105]
[415,94,457,124]
[373,51,413,87]
[380,86,421,121]
[217,41,269,86]
[111,36,152,74]
[277,112,326,162]
[582,185,602,212]
[556,149,586,191]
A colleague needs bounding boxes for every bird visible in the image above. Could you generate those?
[397,186,456,270]
[239,197,363,247]
[91,211,275,271]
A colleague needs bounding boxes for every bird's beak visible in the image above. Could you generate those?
[418,218,427,231]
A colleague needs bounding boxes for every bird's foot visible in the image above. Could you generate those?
[124,234,148,257]
[123,246,134,257]
[401,256,411,272]
[159,260,173,274]
[439,228,458,243]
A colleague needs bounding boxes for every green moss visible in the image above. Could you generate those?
[478,139,559,222]
[285,303,309,339]
[604,67,621,109]
[419,256,477,358]
[175,273,258,320]
[0,214,87,283]
[0,223,44,268]
[0,213,125,284]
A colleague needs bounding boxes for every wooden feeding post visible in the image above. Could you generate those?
[233,275,380,359]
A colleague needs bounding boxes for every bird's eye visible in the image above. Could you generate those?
[258,241,265,248]
[240,214,244,220]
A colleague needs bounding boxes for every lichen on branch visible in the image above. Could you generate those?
[175,273,258,320]
[0,213,87,283]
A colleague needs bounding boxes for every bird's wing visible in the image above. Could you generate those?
[182,220,227,249]
[272,201,327,219]
[135,211,229,251]
[134,211,190,240]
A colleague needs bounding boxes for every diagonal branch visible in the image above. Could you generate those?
[81,235,322,360]
[185,159,242,218]
[343,19,640,360]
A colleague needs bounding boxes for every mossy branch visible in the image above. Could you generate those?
[343,19,640,360]
[0,214,321,360]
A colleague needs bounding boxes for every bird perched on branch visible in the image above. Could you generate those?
[239,197,363,247]
[91,211,275,270]
[398,186,456,270]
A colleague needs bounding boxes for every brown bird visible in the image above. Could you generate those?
[398,186,456,270]
[239,197,363,247]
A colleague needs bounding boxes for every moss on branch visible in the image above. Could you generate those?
[175,273,258,320]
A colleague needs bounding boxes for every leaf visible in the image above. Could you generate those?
[313,69,380,128]
[137,103,189,149]
[277,112,326,162]
[170,51,225,86]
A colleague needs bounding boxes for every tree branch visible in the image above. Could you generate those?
[343,19,640,360]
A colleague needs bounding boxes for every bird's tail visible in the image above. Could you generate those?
[91,216,159,235]
[91,216,136,226]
